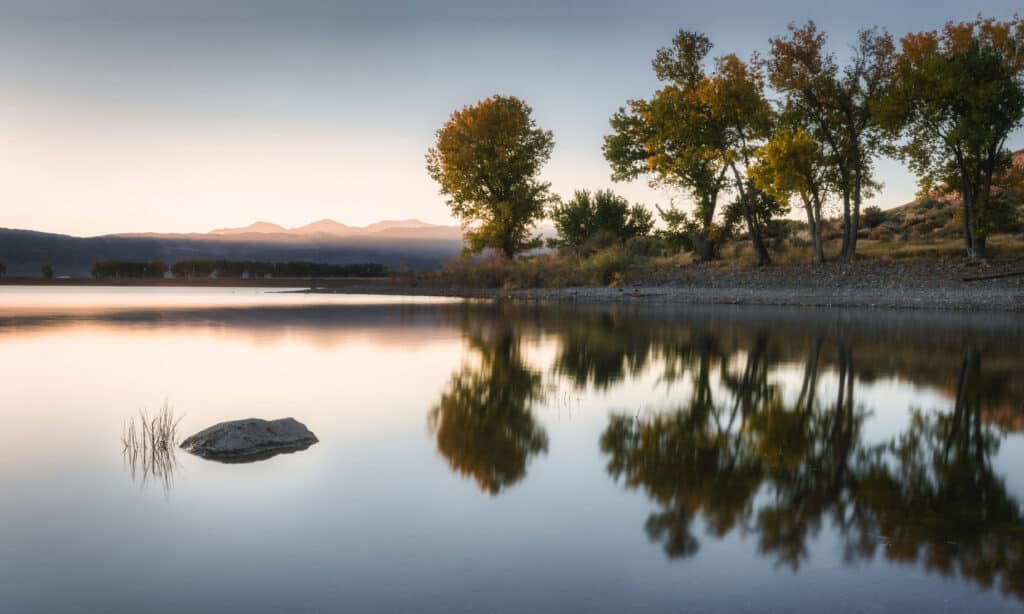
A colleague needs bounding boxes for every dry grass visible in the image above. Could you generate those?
[425,247,645,289]
[856,234,1024,261]
[121,402,183,493]
[411,231,1024,290]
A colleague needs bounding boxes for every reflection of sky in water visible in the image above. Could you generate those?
[0,288,1022,613]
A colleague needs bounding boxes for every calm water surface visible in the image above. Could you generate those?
[1,287,1023,613]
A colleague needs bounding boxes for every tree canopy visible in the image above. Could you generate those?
[548,189,653,250]
[604,32,782,264]
[426,95,555,258]
[878,17,1024,260]
[766,21,894,262]
[749,127,832,263]
[604,31,733,262]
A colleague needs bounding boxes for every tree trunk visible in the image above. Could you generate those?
[802,194,824,265]
[839,188,852,264]
[501,238,516,260]
[731,164,771,266]
[747,217,771,266]
[697,203,716,262]
[961,177,978,260]
[971,235,988,261]
[849,162,862,262]
[698,232,714,262]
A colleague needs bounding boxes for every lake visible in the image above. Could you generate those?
[1,287,1023,613]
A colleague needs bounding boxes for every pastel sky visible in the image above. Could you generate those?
[2,0,1022,236]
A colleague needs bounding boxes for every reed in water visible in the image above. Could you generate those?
[121,402,183,492]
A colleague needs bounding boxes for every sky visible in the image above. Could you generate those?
[2,0,1022,237]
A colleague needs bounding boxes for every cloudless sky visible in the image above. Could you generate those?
[2,0,1022,236]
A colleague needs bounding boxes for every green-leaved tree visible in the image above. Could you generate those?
[766,22,894,263]
[548,189,653,250]
[749,128,832,264]
[604,31,731,262]
[878,17,1024,261]
[605,31,781,265]
[426,95,555,258]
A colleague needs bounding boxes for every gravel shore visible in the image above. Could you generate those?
[307,260,1024,312]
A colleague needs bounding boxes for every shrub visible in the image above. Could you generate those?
[549,189,653,250]
[861,206,886,228]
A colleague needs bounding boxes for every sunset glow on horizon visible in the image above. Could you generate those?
[3,0,1022,237]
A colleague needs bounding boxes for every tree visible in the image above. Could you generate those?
[0,262,6,278]
[40,264,54,279]
[749,127,831,263]
[605,32,780,265]
[548,189,653,249]
[710,54,786,265]
[426,95,555,258]
[766,22,894,263]
[604,31,732,262]
[878,17,1024,261]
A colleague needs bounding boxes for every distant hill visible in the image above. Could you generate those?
[863,150,1024,241]
[0,218,466,278]
[207,217,459,239]
[209,221,289,235]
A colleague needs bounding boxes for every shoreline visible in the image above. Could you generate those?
[3,261,1022,312]
[300,283,1024,312]
[307,260,1024,312]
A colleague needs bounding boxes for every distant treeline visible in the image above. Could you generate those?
[91,261,169,278]
[91,260,387,279]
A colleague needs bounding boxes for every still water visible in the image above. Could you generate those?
[1,287,1023,613]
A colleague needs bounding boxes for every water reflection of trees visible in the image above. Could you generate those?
[599,335,1024,599]
[432,305,1024,598]
[428,314,548,495]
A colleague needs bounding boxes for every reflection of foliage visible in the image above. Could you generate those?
[600,337,1024,599]
[554,313,654,390]
[601,339,771,558]
[429,322,548,495]
[855,348,1024,598]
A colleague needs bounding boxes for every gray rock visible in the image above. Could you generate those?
[180,418,318,463]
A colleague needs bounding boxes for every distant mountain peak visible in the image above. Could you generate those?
[363,219,440,232]
[209,221,287,235]
[291,219,355,235]
[207,218,448,237]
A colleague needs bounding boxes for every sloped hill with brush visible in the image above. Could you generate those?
[863,150,1024,242]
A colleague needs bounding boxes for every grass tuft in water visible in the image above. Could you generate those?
[121,402,184,493]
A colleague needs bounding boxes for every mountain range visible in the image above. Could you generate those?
[206,218,458,238]
[0,218,465,277]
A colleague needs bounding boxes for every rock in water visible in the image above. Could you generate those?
[180,418,318,463]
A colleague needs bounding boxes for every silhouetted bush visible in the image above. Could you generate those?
[92,261,169,279]
[169,260,387,279]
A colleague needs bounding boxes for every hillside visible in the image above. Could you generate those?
[0,226,464,278]
[862,150,1024,242]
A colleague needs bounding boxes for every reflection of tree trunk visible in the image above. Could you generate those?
[796,337,822,415]
[727,334,769,430]
[830,343,854,490]
[947,346,983,463]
